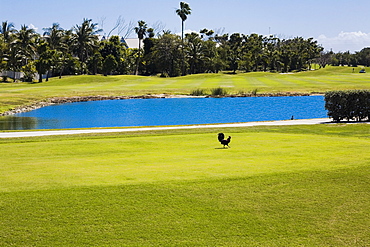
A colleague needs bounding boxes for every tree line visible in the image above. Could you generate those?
[0,2,328,82]
[317,48,370,68]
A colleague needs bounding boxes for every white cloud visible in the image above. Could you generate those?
[316,31,370,52]
[29,24,39,33]
[175,29,199,36]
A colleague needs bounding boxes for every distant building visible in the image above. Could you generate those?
[0,71,23,80]
[99,35,141,49]
[121,38,141,49]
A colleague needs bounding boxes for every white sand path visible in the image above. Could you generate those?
[0,118,337,138]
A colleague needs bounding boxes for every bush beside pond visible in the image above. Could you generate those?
[325,90,370,122]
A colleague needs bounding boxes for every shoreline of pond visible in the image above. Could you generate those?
[0,92,315,116]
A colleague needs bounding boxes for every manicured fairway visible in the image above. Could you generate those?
[1,124,369,246]
[1,66,370,113]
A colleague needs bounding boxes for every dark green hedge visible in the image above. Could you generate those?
[325,90,370,122]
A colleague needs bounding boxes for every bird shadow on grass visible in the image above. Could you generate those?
[215,147,230,149]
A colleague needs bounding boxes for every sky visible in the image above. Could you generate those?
[3,0,370,52]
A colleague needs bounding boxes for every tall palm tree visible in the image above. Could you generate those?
[72,19,102,73]
[134,20,147,75]
[176,2,191,75]
[176,2,191,42]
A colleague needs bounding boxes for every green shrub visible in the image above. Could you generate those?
[211,87,227,96]
[250,88,258,96]
[190,88,206,96]
[325,90,370,122]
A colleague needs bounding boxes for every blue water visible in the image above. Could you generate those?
[0,96,327,130]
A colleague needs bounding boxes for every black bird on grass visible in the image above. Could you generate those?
[218,133,231,148]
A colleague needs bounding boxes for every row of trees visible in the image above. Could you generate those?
[0,22,325,80]
[0,1,325,81]
[317,48,370,68]
[142,31,325,76]
[0,19,104,82]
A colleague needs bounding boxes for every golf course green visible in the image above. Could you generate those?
[1,67,370,246]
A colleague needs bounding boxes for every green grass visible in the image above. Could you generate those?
[1,124,370,246]
[1,66,370,113]
[1,66,370,245]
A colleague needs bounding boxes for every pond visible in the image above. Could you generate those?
[0,96,327,130]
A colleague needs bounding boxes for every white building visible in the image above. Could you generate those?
[121,38,141,49]
[99,35,141,49]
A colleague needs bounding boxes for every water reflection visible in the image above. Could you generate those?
[0,116,38,130]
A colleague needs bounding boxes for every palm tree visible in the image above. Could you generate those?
[72,19,102,74]
[7,43,23,81]
[185,32,204,74]
[0,21,15,75]
[0,21,15,43]
[15,25,38,62]
[176,2,191,42]
[12,25,38,80]
[134,20,147,75]
[43,23,64,50]
[34,39,53,82]
[176,2,191,75]
[43,23,66,77]
[153,33,182,77]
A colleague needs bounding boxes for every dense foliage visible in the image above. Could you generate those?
[317,48,370,68]
[1,17,325,81]
[325,90,370,121]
